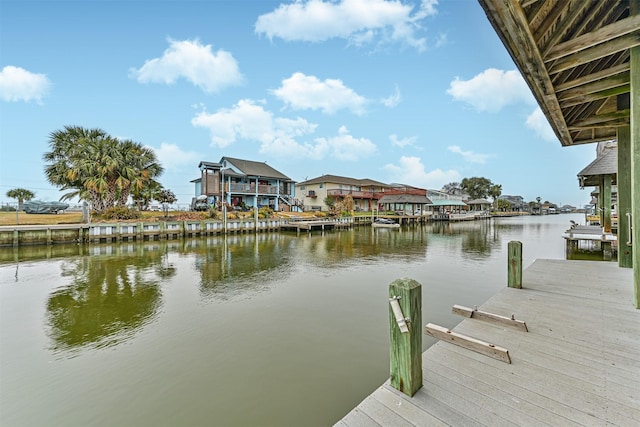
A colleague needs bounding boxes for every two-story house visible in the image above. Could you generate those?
[191,157,297,211]
[295,174,391,212]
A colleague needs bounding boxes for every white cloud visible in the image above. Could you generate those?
[447,68,533,112]
[0,66,51,103]
[271,72,367,115]
[381,85,401,107]
[130,39,243,93]
[525,107,557,141]
[255,0,438,52]
[311,126,377,160]
[390,134,417,148]
[384,156,460,189]
[191,100,376,161]
[150,142,200,170]
[447,145,491,163]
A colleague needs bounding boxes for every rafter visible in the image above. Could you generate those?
[548,33,640,74]
[544,14,640,61]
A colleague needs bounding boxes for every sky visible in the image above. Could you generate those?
[0,0,599,209]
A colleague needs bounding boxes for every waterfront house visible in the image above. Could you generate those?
[465,198,492,215]
[295,175,390,212]
[378,185,432,215]
[191,157,298,212]
[498,195,526,212]
[426,189,469,220]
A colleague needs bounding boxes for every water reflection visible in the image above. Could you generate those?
[46,250,172,354]
[188,234,298,300]
[427,221,499,261]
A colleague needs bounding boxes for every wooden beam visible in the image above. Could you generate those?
[549,34,640,75]
[452,305,528,331]
[541,0,594,52]
[555,63,629,92]
[544,14,640,62]
[559,85,630,108]
[557,72,629,101]
[567,109,631,128]
[424,323,511,364]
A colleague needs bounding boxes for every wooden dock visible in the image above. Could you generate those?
[336,259,639,426]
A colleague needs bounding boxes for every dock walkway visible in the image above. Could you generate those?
[336,259,639,426]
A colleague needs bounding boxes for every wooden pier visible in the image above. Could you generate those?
[336,259,639,426]
[280,219,352,233]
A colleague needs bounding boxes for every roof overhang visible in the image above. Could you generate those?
[478,0,638,146]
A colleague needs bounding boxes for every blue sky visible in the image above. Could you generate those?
[0,0,597,208]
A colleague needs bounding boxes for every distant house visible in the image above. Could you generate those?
[426,189,468,217]
[191,157,297,211]
[498,195,526,211]
[378,185,432,215]
[295,175,391,212]
[466,198,492,212]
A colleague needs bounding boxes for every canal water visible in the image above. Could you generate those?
[1,214,586,426]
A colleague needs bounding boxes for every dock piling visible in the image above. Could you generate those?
[388,278,422,397]
[508,241,522,289]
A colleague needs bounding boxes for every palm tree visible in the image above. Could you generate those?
[488,184,502,211]
[44,126,164,214]
[6,188,35,211]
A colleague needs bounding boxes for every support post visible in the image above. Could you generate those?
[508,241,522,289]
[601,175,612,233]
[632,0,640,308]
[617,125,633,267]
[388,278,422,397]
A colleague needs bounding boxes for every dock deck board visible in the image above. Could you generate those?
[336,259,639,426]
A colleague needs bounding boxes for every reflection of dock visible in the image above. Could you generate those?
[336,259,638,426]
[280,220,352,232]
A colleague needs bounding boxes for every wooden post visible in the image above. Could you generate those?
[508,241,522,289]
[388,278,422,397]
[631,0,640,308]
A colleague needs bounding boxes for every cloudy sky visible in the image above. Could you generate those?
[0,0,597,208]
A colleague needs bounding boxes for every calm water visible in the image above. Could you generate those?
[1,214,585,426]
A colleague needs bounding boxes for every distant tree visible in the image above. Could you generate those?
[442,182,462,195]
[6,188,35,211]
[132,181,163,211]
[461,177,492,200]
[488,184,502,210]
[496,199,512,211]
[43,126,163,214]
[155,189,177,217]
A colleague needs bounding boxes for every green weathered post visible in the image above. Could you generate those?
[508,241,522,289]
[388,278,422,397]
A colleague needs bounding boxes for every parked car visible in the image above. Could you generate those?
[23,200,69,214]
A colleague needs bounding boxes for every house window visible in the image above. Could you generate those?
[300,185,305,190]
[319,184,323,188]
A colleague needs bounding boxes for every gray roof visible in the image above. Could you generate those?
[298,174,389,188]
[378,194,432,204]
[577,146,617,187]
[466,199,491,205]
[222,157,293,181]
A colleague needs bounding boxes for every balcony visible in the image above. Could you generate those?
[327,189,382,199]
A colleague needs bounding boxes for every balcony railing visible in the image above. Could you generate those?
[226,183,284,195]
[326,189,382,199]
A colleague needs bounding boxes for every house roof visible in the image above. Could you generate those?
[221,157,293,181]
[378,194,433,204]
[298,174,390,188]
[578,145,618,186]
[429,199,468,207]
[479,0,636,147]
[466,199,491,205]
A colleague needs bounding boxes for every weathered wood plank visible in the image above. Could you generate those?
[335,259,639,427]
[370,386,448,427]
[425,323,511,363]
[452,304,528,331]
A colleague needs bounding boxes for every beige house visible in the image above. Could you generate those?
[295,174,391,212]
